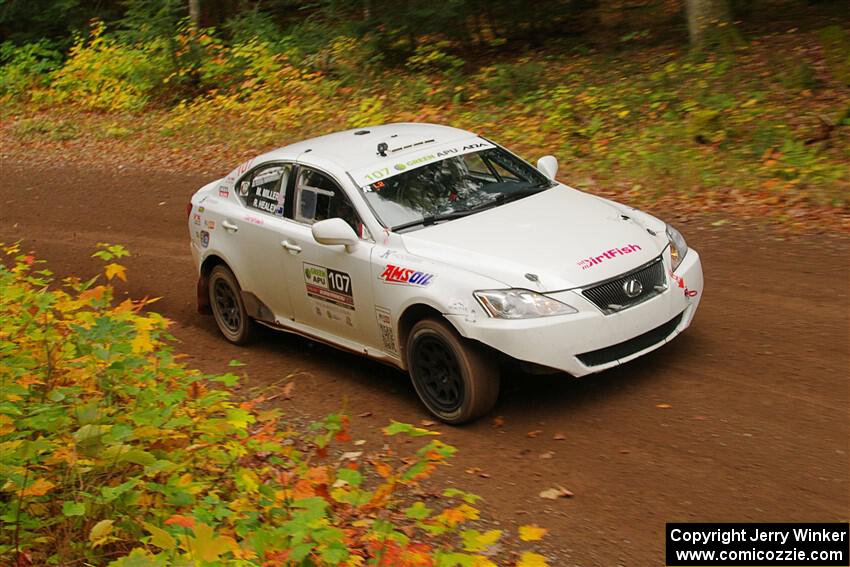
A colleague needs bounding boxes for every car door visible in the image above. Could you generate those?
[223,162,295,320]
[276,165,380,348]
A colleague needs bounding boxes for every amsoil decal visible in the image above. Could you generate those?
[379,265,434,287]
[303,263,354,310]
[577,244,642,270]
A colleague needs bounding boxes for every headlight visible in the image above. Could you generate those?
[474,289,578,319]
[666,224,689,272]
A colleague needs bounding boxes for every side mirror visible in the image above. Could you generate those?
[537,155,558,180]
[312,218,359,252]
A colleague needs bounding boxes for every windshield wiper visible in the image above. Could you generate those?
[391,210,473,232]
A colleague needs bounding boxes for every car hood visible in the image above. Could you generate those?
[400,186,668,292]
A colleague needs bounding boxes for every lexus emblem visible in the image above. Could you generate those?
[623,278,643,298]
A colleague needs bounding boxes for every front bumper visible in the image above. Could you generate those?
[449,248,703,376]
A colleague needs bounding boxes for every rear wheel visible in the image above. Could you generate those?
[407,318,499,424]
[209,265,255,344]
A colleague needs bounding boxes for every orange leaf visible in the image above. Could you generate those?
[79,286,106,302]
[164,514,195,529]
[20,478,55,498]
[373,461,393,479]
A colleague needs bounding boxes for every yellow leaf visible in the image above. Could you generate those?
[131,332,154,354]
[104,263,127,282]
[143,522,176,550]
[519,524,548,542]
[89,519,114,547]
[517,552,550,567]
[463,528,501,552]
[182,523,238,562]
[20,478,55,498]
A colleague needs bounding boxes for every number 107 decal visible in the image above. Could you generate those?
[303,263,355,310]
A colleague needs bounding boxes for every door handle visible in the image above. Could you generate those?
[221,220,239,232]
[281,240,302,254]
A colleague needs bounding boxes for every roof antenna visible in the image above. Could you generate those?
[377,142,388,157]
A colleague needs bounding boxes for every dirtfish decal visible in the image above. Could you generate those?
[379,265,434,287]
[577,244,642,270]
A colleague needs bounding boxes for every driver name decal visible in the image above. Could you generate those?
[304,263,354,310]
[379,265,434,287]
[577,244,642,270]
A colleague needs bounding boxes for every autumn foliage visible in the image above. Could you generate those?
[0,244,546,566]
[3,17,848,229]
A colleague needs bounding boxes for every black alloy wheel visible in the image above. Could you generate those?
[208,265,255,344]
[407,318,499,424]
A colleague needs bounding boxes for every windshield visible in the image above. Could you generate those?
[359,147,555,231]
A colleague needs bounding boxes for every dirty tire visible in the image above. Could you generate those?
[209,265,256,345]
[407,317,499,424]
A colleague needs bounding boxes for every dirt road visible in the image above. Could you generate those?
[1,163,847,566]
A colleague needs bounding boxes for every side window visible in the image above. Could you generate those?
[462,152,494,178]
[239,164,290,216]
[293,168,370,239]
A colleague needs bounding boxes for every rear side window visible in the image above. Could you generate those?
[238,164,290,216]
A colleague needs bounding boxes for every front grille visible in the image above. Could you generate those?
[581,256,666,314]
[577,311,684,367]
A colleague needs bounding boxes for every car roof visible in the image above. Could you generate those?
[259,123,477,172]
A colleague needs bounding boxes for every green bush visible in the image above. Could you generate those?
[47,22,174,111]
[817,25,850,86]
[0,244,543,565]
[475,59,544,103]
[0,40,63,98]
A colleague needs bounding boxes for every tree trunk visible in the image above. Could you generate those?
[685,0,731,47]
[188,0,201,29]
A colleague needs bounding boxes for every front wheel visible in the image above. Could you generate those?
[407,318,499,424]
[209,265,256,344]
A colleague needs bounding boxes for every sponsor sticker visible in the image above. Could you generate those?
[375,307,397,355]
[379,264,434,287]
[218,186,229,198]
[685,288,698,297]
[236,157,254,176]
[351,138,495,187]
[200,230,209,248]
[303,263,354,310]
[577,244,642,270]
[206,220,215,230]
[192,213,202,226]
[669,270,685,289]
[244,214,264,225]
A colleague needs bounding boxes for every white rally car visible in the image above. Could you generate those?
[188,123,703,423]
